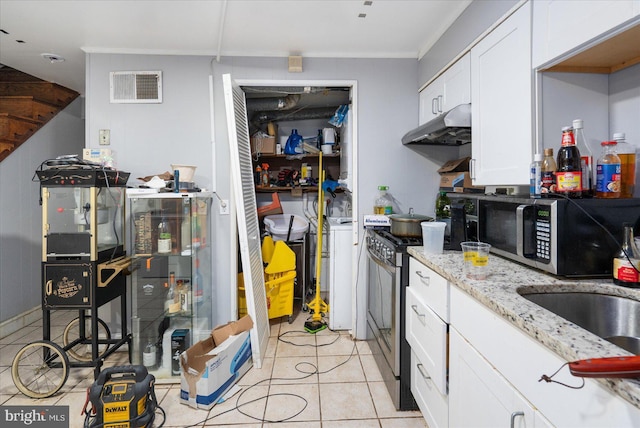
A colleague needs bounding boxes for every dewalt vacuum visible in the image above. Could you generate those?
[83,365,163,428]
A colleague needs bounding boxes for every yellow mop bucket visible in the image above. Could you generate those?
[264,240,296,322]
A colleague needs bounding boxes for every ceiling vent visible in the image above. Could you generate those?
[110,71,162,103]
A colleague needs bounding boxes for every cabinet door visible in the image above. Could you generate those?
[532,0,638,68]
[471,2,532,186]
[449,329,536,428]
[419,77,443,125]
[442,52,471,112]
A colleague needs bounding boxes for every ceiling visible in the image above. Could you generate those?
[0,0,472,95]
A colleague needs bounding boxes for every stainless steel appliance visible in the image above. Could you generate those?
[401,103,471,146]
[478,195,640,277]
[366,229,419,410]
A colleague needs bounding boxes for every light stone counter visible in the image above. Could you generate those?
[408,247,640,410]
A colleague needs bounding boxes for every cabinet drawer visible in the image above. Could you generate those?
[406,287,448,395]
[411,349,448,428]
[409,257,449,322]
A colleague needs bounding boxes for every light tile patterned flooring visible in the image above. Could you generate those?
[0,310,427,427]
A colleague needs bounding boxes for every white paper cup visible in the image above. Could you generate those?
[461,241,491,280]
[321,144,333,155]
[421,221,447,254]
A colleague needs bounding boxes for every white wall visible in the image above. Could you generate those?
[0,98,84,329]
[86,54,438,337]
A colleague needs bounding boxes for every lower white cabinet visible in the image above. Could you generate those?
[449,328,538,428]
[411,349,449,428]
[450,286,640,427]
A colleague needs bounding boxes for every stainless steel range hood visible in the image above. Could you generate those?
[402,103,471,146]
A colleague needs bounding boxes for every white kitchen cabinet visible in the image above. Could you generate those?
[406,257,449,428]
[411,349,448,428]
[471,2,532,186]
[419,53,471,125]
[450,285,640,427]
[449,329,536,428]
[532,0,639,69]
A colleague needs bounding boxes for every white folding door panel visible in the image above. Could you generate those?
[222,73,269,368]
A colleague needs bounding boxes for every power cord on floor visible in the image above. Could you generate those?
[184,328,360,426]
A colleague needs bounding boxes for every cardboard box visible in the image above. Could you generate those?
[438,157,470,174]
[250,135,276,155]
[438,157,483,192]
[180,315,253,410]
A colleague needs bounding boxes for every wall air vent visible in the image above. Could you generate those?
[109,71,162,103]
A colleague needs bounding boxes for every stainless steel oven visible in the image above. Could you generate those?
[366,228,418,410]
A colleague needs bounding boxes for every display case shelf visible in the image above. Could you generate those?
[127,191,213,381]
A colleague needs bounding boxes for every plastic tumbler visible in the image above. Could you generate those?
[421,222,447,254]
[461,241,491,279]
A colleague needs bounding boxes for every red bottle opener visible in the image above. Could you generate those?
[569,356,640,378]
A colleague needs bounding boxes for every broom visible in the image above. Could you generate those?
[305,152,329,334]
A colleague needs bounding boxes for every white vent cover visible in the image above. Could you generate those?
[109,71,162,103]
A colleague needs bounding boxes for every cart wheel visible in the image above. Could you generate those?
[302,303,309,312]
[63,316,111,362]
[11,340,70,399]
[288,315,294,324]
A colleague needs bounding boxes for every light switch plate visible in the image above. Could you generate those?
[99,129,110,145]
[219,199,229,215]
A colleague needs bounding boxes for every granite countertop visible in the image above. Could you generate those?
[407,247,640,410]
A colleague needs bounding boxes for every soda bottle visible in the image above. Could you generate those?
[572,119,594,197]
[595,140,621,199]
[555,126,582,198]
[613,224,640,287]
[529,153,543,198]
[613,132,636,198]
[541,148,557,196]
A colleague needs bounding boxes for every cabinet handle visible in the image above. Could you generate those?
[431,98,438,115]
[416,271,430,285]
[469,158,476,180]
[411,305,426,325]
[417,363,431,380]
[437,95,443,113]
[510,411,524,428]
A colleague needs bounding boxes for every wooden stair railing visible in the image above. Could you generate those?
[0,66,79,162]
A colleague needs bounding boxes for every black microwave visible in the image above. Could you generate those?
[477,195,640,277]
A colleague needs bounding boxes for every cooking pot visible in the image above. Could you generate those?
[389,208,433,237]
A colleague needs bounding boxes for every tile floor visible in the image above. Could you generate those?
[0,309,427,427]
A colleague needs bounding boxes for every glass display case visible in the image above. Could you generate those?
[127,191,213,380]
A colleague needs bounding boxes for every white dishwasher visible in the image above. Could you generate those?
[326,217,352,330]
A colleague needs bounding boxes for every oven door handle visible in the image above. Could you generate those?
[367,248,396,272]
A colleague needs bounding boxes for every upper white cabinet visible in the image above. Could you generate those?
[532,0,639,69]
[471,2,532,186]
[419,53,471,125]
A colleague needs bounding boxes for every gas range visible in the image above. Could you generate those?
[366,229,423,267]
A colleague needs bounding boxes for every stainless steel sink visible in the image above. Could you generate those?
[519,292,640,355]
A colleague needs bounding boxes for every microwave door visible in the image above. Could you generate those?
[516,204,537,259]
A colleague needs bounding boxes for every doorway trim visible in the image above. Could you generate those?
[232,78,361,337]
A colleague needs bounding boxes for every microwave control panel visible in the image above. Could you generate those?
[535,207,551,263]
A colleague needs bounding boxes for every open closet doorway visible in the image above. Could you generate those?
[229,78,359,346]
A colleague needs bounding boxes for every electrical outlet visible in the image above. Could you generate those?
[99,129,110,145]
[219,199,229,215]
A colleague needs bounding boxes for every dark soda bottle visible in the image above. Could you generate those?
[555,126,582,198]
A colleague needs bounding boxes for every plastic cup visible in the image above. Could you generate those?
[421,222,447,254]
[461,241,491,280]
[321,144,333,155]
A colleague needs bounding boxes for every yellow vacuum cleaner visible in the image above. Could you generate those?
[305,152,330,334]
